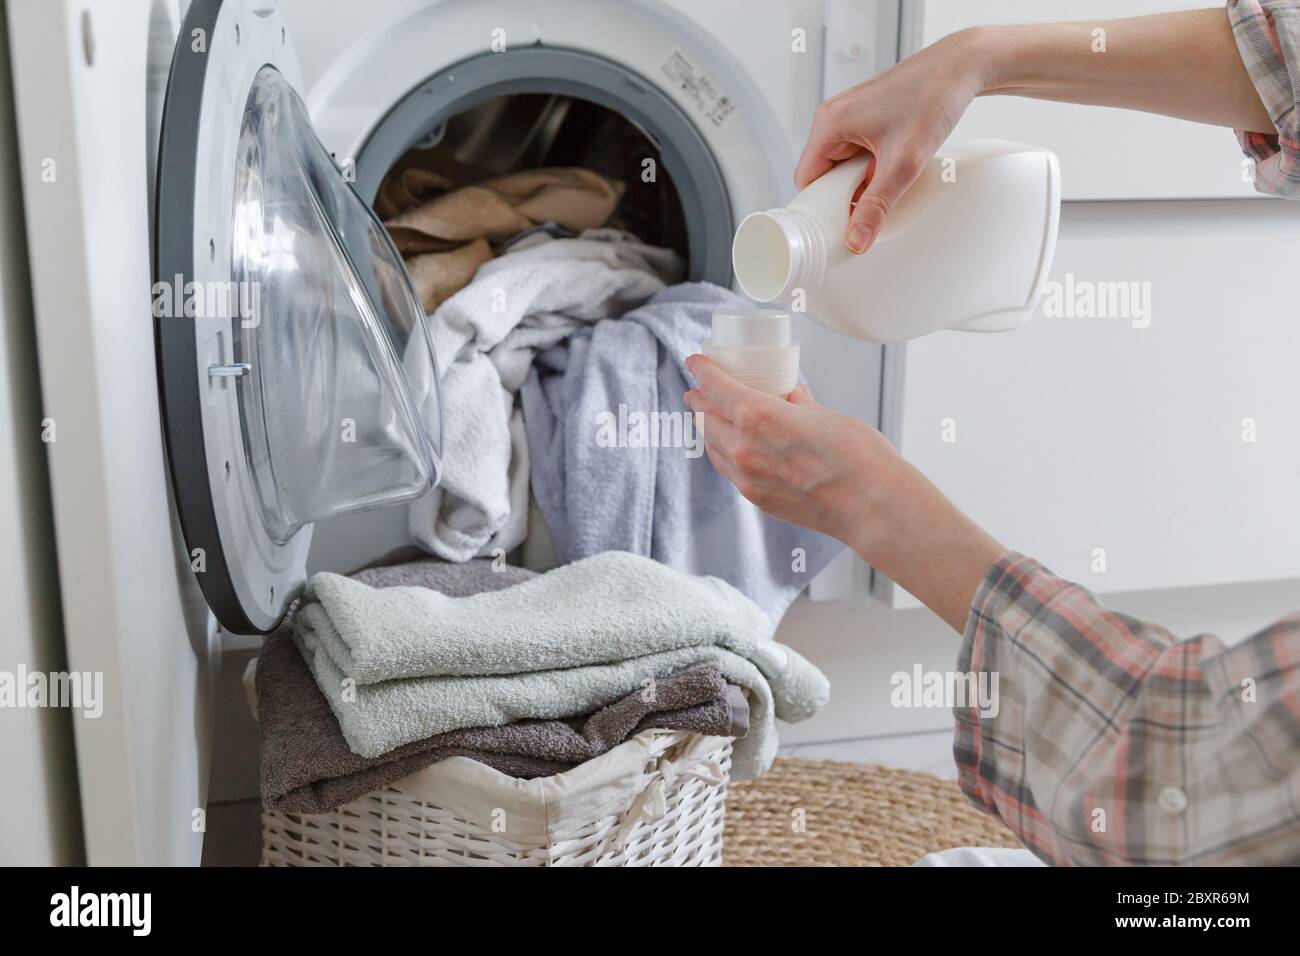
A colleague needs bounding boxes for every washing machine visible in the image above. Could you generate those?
[7,0,899,864]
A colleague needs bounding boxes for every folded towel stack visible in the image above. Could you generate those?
[258,634,748,814]
[257,552,829,812]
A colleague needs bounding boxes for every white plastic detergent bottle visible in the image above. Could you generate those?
[729,139,1060,345]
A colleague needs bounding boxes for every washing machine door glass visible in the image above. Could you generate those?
[232,66,441,543]
[155,0,443,634]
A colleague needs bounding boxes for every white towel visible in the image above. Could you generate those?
[402,229,683,562]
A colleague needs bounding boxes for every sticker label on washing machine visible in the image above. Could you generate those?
[661,49,735,127]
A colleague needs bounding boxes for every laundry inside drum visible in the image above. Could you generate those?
[372,93,692,316]
[305,87,710,574]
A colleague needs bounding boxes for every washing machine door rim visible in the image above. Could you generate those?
[154,0,443,635]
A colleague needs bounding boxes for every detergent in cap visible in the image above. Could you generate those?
[703,308,799,398]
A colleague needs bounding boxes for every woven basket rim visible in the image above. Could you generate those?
[262,732,734,867]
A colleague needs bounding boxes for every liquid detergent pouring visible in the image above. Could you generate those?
[730,139,1061,346]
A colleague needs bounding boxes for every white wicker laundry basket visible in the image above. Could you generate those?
[261,729,733,867]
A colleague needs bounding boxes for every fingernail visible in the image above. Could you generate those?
[847,224,873,254]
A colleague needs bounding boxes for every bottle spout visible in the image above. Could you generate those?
[732,208,826,303]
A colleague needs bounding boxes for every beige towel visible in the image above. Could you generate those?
[374,146,488,219]
[381,156,625,312]
[405,239,494,315]
[386,167,623,251]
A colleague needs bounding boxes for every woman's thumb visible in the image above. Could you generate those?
[845,149,926,254]
[786,384,818,407]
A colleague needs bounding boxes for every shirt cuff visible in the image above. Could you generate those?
[951,550,1066,821]
[1228,1,1300,197]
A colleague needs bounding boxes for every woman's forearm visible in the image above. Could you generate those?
[852,458,1004,633]
[969,9,1275,133]
[799,6,1280,251]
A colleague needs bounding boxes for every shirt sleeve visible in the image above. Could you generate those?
[953,551,1300,866]
[1228,0,1300,197]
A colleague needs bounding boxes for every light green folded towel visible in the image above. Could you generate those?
[293,551,829,779]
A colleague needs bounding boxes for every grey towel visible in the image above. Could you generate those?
[520,281,844,622]
[258,611,748,814]
[292,552,829,779]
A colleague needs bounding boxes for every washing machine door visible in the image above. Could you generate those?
[155,0,443,634]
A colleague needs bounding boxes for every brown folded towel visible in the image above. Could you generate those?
[257,557,749,814]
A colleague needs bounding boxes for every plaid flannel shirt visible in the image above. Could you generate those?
[951,1,1300,868]
[1231,0,1300,196]
[956,554,1300,865]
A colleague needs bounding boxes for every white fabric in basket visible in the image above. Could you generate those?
[389,729,729,844]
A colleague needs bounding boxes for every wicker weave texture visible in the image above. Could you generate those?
[262,732,732,867]
[723,758,1022,866]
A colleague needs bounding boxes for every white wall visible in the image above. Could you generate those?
[888,199,1300,604]
[912,0,1262,200]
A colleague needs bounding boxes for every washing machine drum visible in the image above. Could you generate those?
[155,0,444,634]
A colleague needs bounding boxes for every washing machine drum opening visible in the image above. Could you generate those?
[232,66,443,544]
[354,48,734,287]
